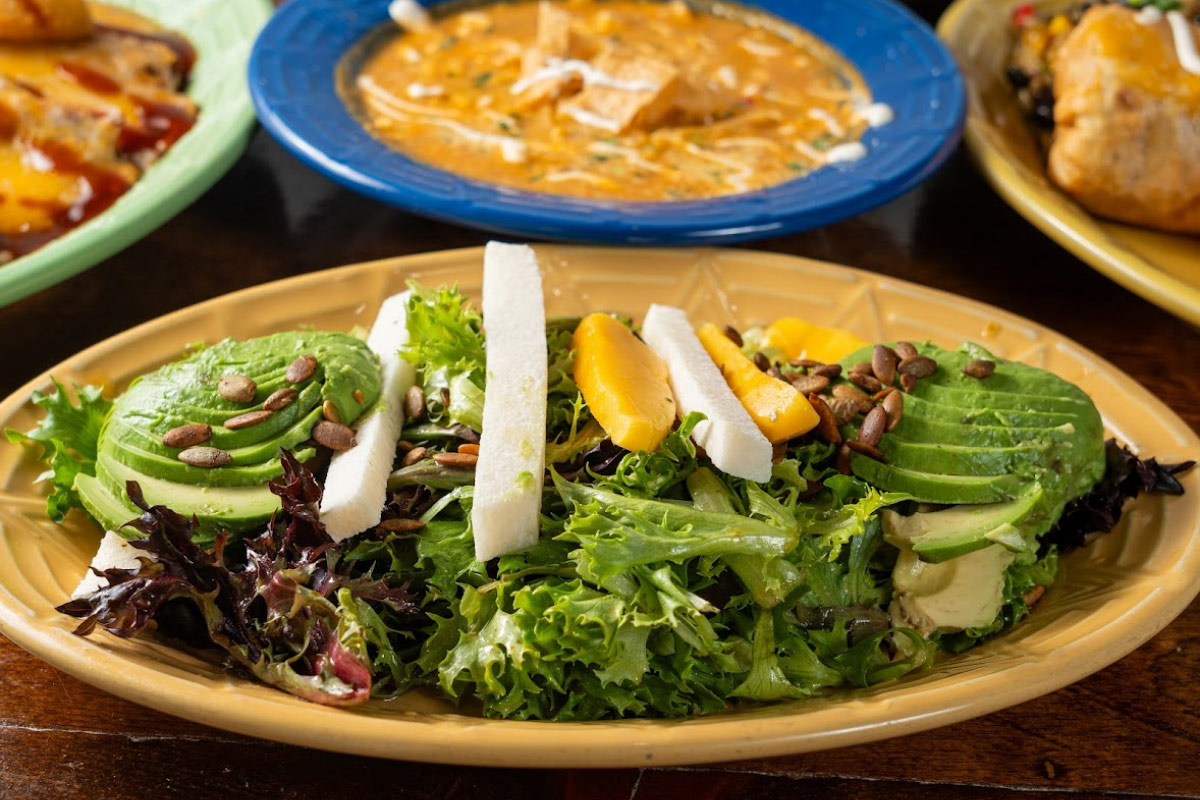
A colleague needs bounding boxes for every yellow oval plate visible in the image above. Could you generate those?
[1,246,1198,767]
[937,0,1200,328]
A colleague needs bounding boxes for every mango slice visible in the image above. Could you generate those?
[573,313,676,453]
[761,317,868,364]
[697,323,819,443]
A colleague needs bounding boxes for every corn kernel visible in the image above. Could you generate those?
[1048,14,1071,36]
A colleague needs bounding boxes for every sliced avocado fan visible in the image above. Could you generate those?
[76,332,381,542]
[838,342,1105,562]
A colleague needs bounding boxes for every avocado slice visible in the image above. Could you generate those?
[849,455,1024,504]
[76,472,143,533]
[889,415,1079,449]
[875,436,1062,479]
[882,486,1044,562]
[94,450,281,534]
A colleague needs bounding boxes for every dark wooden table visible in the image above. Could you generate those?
[3,46,1200,800]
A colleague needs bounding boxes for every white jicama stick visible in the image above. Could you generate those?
[471,242,548,561]
[641,303,773,483]
[320,291,416,541]
[73,530,142,599]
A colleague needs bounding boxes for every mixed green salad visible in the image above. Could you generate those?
[12,245,1191,719]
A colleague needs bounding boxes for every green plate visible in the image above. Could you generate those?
[0,0,273,308]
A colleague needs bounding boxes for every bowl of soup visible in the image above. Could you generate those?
[250,0,964,243]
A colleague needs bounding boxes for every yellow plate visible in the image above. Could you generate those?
[937,0,1200,328]
[1,246,1197,767]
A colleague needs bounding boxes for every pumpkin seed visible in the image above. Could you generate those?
[872,345,897,387]
[378,518,426,532]
[827,395,861,426]
[402,446,428,466]
[405,385,425,421]
[178,447,231,468]
[807,393,841,445]
[457,443,480,455]
[312,420,356,451]
[858,406,886,447]
[832,383,872,413]
[433,451,479,468]
[224,410,273,430]
[963,359,996,378]
[882,390,904,431]
[895,341,919,360]
[846,439,887,462]
[217,375,256,404]
[898,355,937,378]
[722,325,743,347]
[900,372,918,393]
[836,443,853,475]
[353,389,365,404]
[262,387,297,411]
[848,371,883,394]
[811,363,842,379]
[286,355,318,384]
[162,423,211,449]
[322,400,342,424]
[790,373,830,395]
[753,352,770,372]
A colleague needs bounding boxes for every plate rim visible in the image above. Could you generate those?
[247,0,966,245]
[1,245,1198,767]
[936,0,1200,329]
[0,0,274,309]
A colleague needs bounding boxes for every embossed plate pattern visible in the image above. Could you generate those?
[0,247,1197,766]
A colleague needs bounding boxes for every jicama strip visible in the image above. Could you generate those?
[320,291,416,540]
[642,304,772,482]
[471,242,548,560]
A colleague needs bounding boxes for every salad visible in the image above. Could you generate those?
[11,243,1192,719]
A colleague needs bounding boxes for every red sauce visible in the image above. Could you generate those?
[116,94,196,155]
[56,60,121,94]
[0,103,18,140]
[0,140,131,258]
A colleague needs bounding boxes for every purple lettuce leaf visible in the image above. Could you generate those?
[57,450,419,706]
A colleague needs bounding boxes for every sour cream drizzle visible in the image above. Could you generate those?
[511,57,661,95]
[1166,9,1200,75]
[1135,6,1200,76]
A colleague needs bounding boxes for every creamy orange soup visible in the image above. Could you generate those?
[348,0,892,201]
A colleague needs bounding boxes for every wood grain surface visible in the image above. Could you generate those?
[2,3,1199,793]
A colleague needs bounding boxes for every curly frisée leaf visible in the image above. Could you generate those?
[553,470,798,586]
[6,379,111,521]
[401,284,486,429]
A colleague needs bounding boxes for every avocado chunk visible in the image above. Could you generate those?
[889,542,1016,635]
[882,486,1043,562]
[81,331,381,541]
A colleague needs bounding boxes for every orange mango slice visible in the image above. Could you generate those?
[697,323,819,444]
[761,317,868,364]
[573,313,676,453]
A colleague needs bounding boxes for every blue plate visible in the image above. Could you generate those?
[249,0,965,244]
